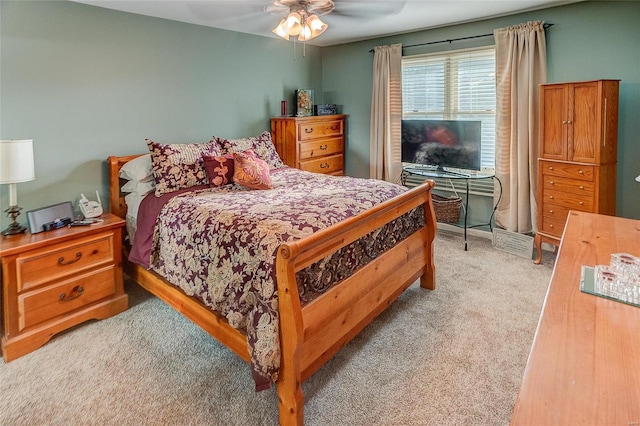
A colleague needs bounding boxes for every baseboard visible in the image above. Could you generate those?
[437,223,556,253]
[437,223,492,239]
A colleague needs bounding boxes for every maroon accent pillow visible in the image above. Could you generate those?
[202,154,234,187]
[146,139,220,196]
[233,151,273,190]
[203,149,257,187]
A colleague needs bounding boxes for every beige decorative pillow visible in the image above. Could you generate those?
[214,131,286,170]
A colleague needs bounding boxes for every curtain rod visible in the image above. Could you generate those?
[369,23,553,53]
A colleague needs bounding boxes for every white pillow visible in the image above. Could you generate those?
[124,192,146,223]
[119,154,152,181]
[121,179,155,196]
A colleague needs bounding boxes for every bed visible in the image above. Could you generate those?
[107,142,437,425]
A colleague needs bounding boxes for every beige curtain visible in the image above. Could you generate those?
[370,43,403,182]
[494,21,547,233]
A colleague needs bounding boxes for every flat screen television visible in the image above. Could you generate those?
[401,119,482,173]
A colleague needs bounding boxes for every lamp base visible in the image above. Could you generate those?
[2,205,27,237]
[2,222,27,236]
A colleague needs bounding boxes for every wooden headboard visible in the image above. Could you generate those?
[107,154,144,220]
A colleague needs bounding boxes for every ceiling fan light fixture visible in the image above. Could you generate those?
[272,18,290,40]
[284,11,303,35]
[307,14,327,34]
[271,1,331,43]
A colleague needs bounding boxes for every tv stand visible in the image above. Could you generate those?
[435,166,471,178]
[401,166,502,250]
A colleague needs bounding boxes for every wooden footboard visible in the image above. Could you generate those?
[107,155,436,425]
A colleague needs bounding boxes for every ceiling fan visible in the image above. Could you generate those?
[265,0,406,42]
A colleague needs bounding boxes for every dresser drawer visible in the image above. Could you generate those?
[542,175,594,196]
[542,188,594,211]
[299,138,343,160]
[540,161,594,182]
[540,216,566,238]
[16,233,115,292]
[298,120,344,141]
[541,203,571,222]
[18,265,116,331]
[300,154,344,174]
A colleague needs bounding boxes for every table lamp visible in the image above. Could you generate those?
[1,139,35,236]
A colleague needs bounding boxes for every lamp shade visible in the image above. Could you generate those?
[636,175,640,182]
[0,139,35,184]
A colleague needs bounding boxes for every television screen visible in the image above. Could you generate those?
[401,119,482,171]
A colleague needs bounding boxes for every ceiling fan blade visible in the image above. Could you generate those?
[332,0,406,18]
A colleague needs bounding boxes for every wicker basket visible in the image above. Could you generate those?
[432,194,462,223]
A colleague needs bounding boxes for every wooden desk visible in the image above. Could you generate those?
[511,211,640,425]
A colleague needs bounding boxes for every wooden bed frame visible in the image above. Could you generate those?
[108,155,437,425]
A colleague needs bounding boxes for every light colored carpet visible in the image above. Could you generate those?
[0,230,555,425]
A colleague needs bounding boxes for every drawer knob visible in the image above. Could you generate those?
[549,210,554,214]
[58,252,82,266]
[579,201,584,205]
[320,163,329,169]
[304,128,313,134]
[331,125,339,130]
[59,285,84,302]
[549,195,554,199]
[579,185,584,190]
[549,166,554,170]
[578,170,584,174]
[549,181,554,185]
[319,144,328,150]
[549,224,554,228]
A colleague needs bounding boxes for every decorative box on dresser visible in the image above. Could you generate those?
[0,213,128,361]
[270,114,346,175]
[534,79,619,264]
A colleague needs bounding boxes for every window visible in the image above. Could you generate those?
[402,46,496,170]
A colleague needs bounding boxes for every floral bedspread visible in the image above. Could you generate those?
[133,168,422,390]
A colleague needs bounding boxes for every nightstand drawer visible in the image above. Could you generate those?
[300,154,344,174]
[18,265,116,331]
[16,232,115,292]
[298,120,343,141]
[299,138,343,160]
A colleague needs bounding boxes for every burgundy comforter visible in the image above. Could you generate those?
[129,167,423,389]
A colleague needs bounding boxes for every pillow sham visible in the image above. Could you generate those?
[214,131,286,170]
[119,154,152,182]
[233,151,273,190]
[146,139,220,196]
[202,149,257,187]
[121,179,155,196]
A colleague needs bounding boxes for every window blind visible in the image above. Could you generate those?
[402,47,496,170]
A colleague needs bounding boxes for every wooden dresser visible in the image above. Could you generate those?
[512,211,640,424]
[534,80,619,264]
[270,114,346,175]
[0,213,128,361]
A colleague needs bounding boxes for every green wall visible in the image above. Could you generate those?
[0,0,322,227]
[322,1,640,220]
[1,1,638,232]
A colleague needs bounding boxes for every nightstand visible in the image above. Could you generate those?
[0,213,128,361]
